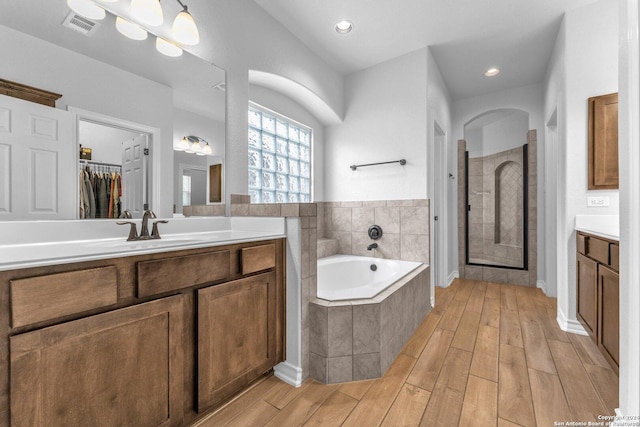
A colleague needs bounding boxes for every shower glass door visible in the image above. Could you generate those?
[463,109,529,270]
[465,147,528,269]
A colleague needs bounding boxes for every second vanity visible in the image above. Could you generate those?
[575,215,619,374]
[0,217,286,427]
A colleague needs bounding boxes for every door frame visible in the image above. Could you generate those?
[177,163,208,213]
[430,119,448,302]
[69,107,161,219]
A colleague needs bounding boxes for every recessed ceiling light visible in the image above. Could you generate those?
[335,20,353,34]
[484,67,500,77]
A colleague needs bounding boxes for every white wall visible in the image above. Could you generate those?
[248,85,326,202]
[482,113,530,157]
[618,0,640,417]
[544,0,619,328]
[426,47,453,291]
[200,1,343,205]
[0,25,175,217]
[324,49,428,201]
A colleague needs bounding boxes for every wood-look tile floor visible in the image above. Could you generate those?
[198,278,618,427]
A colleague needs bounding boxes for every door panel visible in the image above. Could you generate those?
[577,253,598,339]
[0,94,74,219]
[598,264,619,372]
[121,134,146,218]
[197,272,277,411]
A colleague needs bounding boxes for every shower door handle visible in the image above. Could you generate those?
[467,204,471,211]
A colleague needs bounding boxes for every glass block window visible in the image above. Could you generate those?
[248,104,312,203]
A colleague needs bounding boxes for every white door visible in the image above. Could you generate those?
[121,134,147,218]
[0,94,75,220]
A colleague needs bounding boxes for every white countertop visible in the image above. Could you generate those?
[575,215,619,241]
[0,217,286,271]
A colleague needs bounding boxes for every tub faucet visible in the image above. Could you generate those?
[367,243,378,251]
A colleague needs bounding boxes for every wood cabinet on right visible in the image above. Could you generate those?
[576,231,619,374]
[588,92,619,189]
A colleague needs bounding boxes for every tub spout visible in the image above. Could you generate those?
[367,243,378,251]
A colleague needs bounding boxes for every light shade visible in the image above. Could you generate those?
[172,9,199,46]
[174,137,190,151]
[115,16,148,40]
[201,143,213,155]
[67,0,106,20]
[155,37,183,57]
[130,0,163,27]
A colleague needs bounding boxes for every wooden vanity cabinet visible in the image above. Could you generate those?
[0,238,286,427]
[10,295,185,427]
[576,232,619,374]
[197,271,279,411]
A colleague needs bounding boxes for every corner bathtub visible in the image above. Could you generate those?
[310,254,430,383]
[317,254,422,301]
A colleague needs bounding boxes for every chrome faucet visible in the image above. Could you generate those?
[367,242,378,251]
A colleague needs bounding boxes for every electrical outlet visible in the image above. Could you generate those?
[587,196,610,207]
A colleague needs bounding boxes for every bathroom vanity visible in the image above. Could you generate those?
[0,218,286,426]
[575,216,619,374]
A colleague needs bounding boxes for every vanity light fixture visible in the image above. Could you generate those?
[176,136,213,156]
[67,0,201,56]
[335,20,353,34]
[172,0,199,45]
[484,67,501,77]
[130,0,164,27]
[115,16,148,40]
[155,37,183,57]
[67,0,106,20]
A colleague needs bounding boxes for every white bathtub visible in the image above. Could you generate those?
[317,255,422,301]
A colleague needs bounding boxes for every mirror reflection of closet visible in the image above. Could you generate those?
[78,120,149,219]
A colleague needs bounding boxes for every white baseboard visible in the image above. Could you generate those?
[556,307,588,336]
[610,409,626,427]
[273,361,303,387]
[536,280,547,294]
[447,271,459,287]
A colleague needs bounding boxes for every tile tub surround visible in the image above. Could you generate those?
[317,238,339,259]
[309,264,430,383]
[317,199,430,265]
[457,130,538,286]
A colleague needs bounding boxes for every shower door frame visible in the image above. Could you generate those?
[464,144,529,271]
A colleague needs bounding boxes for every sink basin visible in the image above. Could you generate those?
[87,238,202,250]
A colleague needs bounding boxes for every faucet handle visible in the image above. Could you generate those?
[151,220,169,239]
[117,221,139,241]
[119,210,132,219]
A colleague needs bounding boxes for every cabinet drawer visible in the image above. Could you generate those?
[577,233,587,255]
[137,250,230,297]
[241,244,276,275]
[586,236,609,265]
[10,266,118,328]
[610,244,619,271]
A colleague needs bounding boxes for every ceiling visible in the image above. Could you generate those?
[253,0,598,100]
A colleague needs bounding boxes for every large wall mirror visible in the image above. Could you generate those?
[0,0,225,220]
[464,109,529,269]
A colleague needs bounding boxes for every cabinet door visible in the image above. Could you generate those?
[598,264,619,373]
[10,295,184,427]
[577,252,598,339]
[197,272,278,411]
[588,92,619,189]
